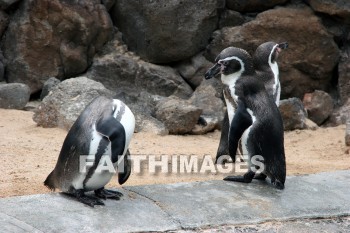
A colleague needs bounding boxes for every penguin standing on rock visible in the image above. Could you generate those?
[205,47,286,189]
[44,96,135,206]
[216,42,288,161]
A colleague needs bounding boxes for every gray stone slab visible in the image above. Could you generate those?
[0,189,180,232]
[0,170,349,232]
[126,170,350,228]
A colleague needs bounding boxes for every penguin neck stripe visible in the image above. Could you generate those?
[268,44,279,65]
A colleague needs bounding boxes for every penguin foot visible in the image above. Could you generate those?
[224,171,255,183]
[78,195,105,207]
[94,188,123,200]
[271,179,285,190]
[253,173,267,180]
[70,189,105,207]
[223,176,253,183]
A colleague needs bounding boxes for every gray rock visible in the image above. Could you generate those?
[87,35,193,99]
[0,0,21,10]
[218,9,245,28]
[0,83,30,109]
[305,118,318,131]
[303,90,334,125]
[188,79,225,134]
[279,98,307,131]
[226,0,289,12]
[206,5,340,99]
[326,99,350,127]
[174,53,214,89]
[111,0,221,63]
[33,77,113,130]
[138,62,193,99]
[306,0,350,23]
[3,0,113,94]
[155,97,202,135]
[346,119,350,146]
[114,90,168,135]
[101,0,115,11]
[40,77,60,100]
[0,50,5,82]
[338,48,350,104]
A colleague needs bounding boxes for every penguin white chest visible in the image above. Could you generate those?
[221,73,240,125]
[269,61,280,104]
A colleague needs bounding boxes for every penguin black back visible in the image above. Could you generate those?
[205,47,286,189]
[44,96,135,206]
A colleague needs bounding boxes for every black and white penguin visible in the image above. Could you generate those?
[44,96,135,206]
[216,42,288,160]
[205,47,286,189]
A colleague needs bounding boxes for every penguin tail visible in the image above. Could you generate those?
[44,171,56,191]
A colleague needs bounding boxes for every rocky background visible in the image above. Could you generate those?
[0,0,349,135]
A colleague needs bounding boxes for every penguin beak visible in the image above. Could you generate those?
[204,63,221,79]
[277,42,288,52]
[118,150,131,185]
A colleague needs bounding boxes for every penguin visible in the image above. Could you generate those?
[44,96,135,206]
[216,42,288,161]
[205,47,286,189]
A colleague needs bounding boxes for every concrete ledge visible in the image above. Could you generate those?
[0,170,349,232]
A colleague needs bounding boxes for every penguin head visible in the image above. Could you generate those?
[254,41,288,68]
[205,47,254,82]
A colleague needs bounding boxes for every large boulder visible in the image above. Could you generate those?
[188,79,225,134]
[114,90,168,135]
[279,98,307,131]
[338,48,350,104]
[226,0,289,12]
[0,0,21,10]
[2,0,113,94]
[326,99,350,127]
[303,90,334,125]
[33,77,113,130]
[218,9,245,28]
[86,36,193,99]
[0,83,30,109]
[111,0,221,63]
[155,97,202,135]
[174,53,214,89]
[40,77,60,100]
[346,120,350,146]
[206,5,340,99]
[306,0,350,23]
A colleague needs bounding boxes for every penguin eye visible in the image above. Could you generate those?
[220,60,229,66]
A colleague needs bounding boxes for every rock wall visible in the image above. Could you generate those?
[0,0,349,133]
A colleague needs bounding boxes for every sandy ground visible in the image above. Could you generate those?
[0,108,349,198]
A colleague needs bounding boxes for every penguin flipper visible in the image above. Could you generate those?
[96,116,131,185]
[227,100,252,162]
[96,116,126,164]
[215,110,230,162]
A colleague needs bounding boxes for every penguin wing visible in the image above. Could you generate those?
[96,115,126,164]
[96,116,131,184]
[228,100,253,161]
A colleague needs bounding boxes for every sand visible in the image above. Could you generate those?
[0,108,349,198]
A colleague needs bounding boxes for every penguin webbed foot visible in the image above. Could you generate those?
[94,187,123,200]
[253,173,267,180]
[224,171,255,183]
[66,189,105,207]
[271,178,285,190]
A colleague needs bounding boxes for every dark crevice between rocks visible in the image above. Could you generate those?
[30,89,41,101]
[328,64,340,107]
